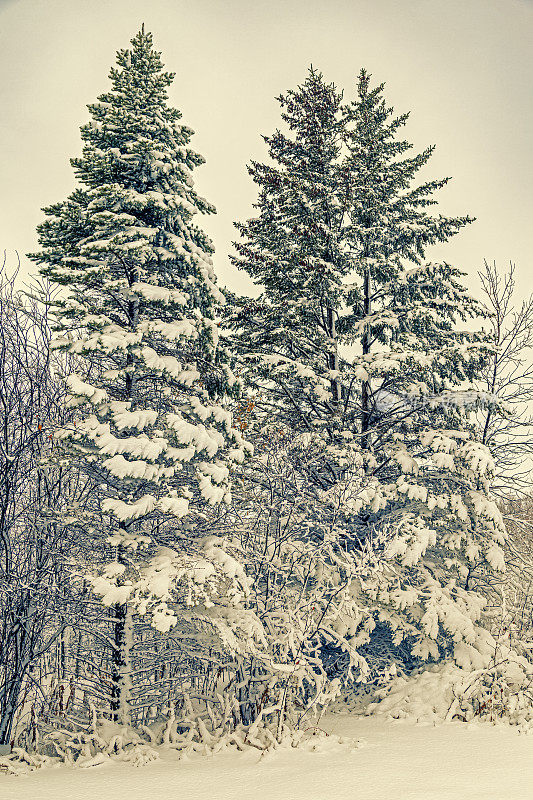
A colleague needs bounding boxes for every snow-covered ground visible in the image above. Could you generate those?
[2,714,532,800]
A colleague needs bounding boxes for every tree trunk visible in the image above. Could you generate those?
[361,266,371,451]
[110,598,131,725]
[0,674,24,745]
[108,279,138,724]
[327,306,341,404]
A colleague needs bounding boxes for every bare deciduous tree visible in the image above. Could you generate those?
[478,260,533,495]
[0,260,87,745]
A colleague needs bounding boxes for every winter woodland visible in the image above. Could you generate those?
[2,28,533,773]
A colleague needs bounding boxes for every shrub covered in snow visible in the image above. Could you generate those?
[368,640,533,727]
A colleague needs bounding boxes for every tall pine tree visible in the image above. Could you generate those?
[229,67,505,684]
[227,68,360,492]
[342,69,483,457]
[30,28,247,722]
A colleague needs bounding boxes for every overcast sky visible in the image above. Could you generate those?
[1,0,532,299]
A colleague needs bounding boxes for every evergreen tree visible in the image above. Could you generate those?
[229,67,506,683]
[29,28,247,722]
[337,71,505,675]
[342,69,483,456]
[227,67,364,495]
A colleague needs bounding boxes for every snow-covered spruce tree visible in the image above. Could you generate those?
[337,70,507,679]
[214,72,389,729]
[29,28,248,724]
[227,69,349,462]
[228,67,507,690]
[225,70,369,564]
[342,68,483,454]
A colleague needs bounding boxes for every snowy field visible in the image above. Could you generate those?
[2,715,532,800]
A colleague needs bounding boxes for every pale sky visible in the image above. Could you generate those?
[1,0,532,299]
